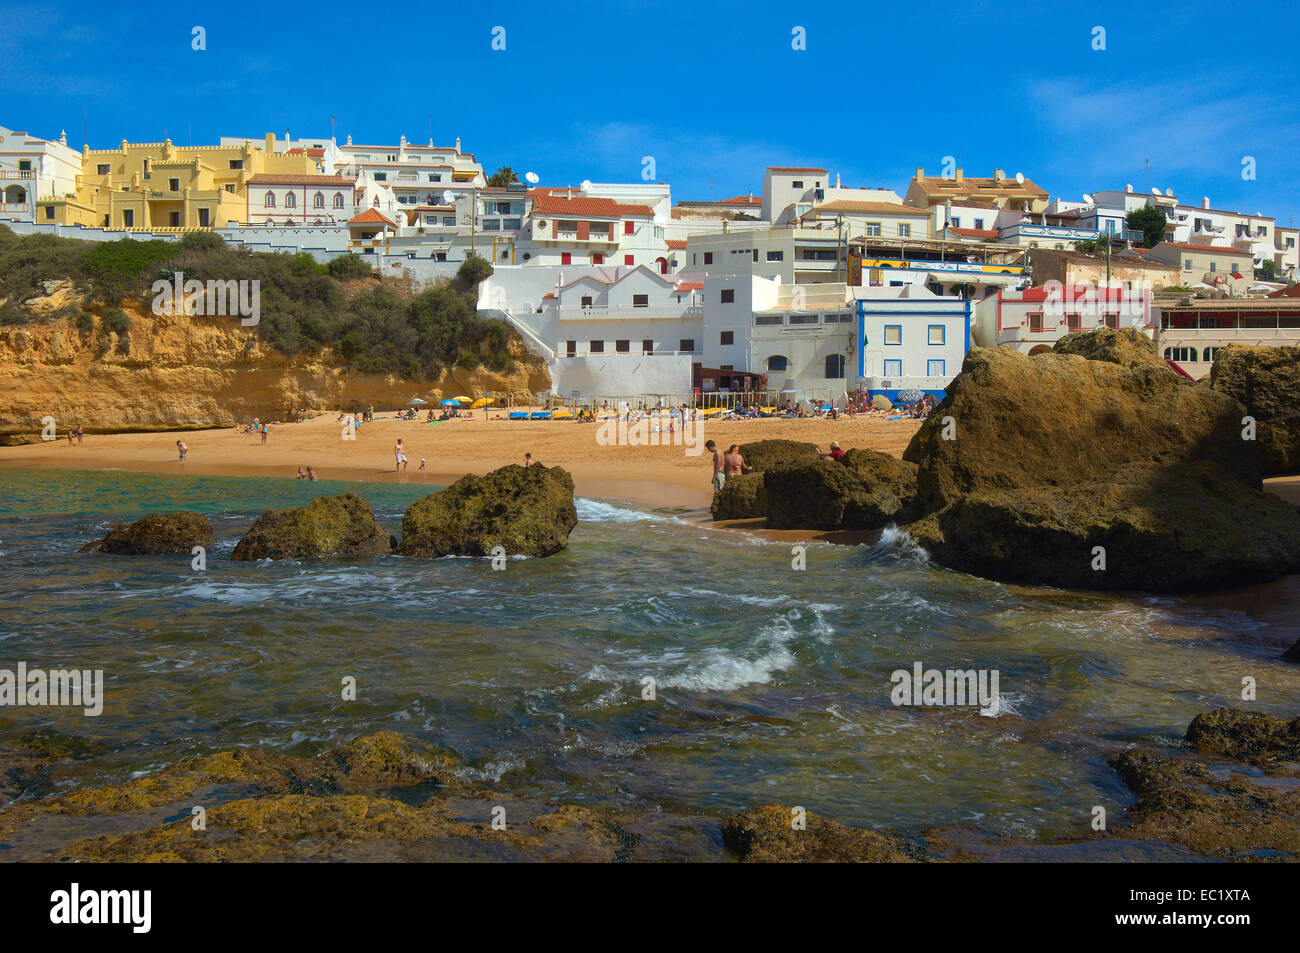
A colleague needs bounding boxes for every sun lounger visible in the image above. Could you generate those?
[530,411,552,420]
[508,411,529,420]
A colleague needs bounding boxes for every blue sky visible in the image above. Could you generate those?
[4,0,1298,226]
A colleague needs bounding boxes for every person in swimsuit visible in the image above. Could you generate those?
[296,467,307,479]
[706,440,725,491]
[76,424,84,445]
[306,466,317,481]
[723,445,751,478]
[177,440,188,463]
[395,439,408,471]
[261,424,269,445]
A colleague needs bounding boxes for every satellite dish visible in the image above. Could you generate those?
[1082,194,1094,204]
[1151,188,1161,196]
[524,171,539,184]
[580,179,592,191]
[1015,172,1024,184]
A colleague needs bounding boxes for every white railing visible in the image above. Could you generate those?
[556,305,702,320]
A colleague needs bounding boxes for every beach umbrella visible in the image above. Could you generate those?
[470,397,493,408]
[439,398,458,406]
[897,389,924,403]
[453,396,472,403]
[408,397,427,405]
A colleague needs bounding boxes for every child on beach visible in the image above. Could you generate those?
[418,458,426,471]
[177,440,188,463]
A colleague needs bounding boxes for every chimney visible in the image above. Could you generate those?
[915,167,924,180]
[59,129,67,145]
[1201,196,1210,209]
[1125,184,1133,193]
[455,136,461,153]
[835,173,841,188]
[284,128,290,147]
[994,168,1005,182]
[954,168,964,182]
[265,132,275,153]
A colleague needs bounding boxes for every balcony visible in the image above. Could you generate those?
[552,229,616,244]
[0,202,31,215]
[556,305,702,320]
[0,169,36,181]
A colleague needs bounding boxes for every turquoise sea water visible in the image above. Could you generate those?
[1,467,1297,843]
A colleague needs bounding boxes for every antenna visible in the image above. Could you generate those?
[524,171,539,184]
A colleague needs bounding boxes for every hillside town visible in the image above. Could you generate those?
[3,122,1298,404]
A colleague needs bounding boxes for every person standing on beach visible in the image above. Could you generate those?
[76,424,84,445]
[395,438,408,471]
[706,440,725,491]
[177,440,188,463]
[261,423,269,446]
[306,466,317,481]
[67,428,74,446]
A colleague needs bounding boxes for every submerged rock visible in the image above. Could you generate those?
[722,805,916,862]
[1209,344,1300,474]
[398,464,577,558]
[79,511,214,555]
[231,492,394,560]
[900,339,1300,591]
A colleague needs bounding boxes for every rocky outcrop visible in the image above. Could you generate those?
[899,339,1300,591]
[736,439,821,472]
[398,464,577,558]
[764,454,918,531]
[1183,707,1300,765]
[231,492,394,560]
[1053,326,1170,370]
[710,472,766,520]
[0,300,550,444]
[1209,344,1300,474]
[79,511,214,555]
[722,805,916,862]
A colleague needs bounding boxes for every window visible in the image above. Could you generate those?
[883,359,902,378]
[721,289,735,304]
[767,355,788,371]
[566,340,576,357]
[197,208,210,227]
[229,160,243,170]
[590,340,604,354]
[285,192,296,208]
[898,224,911,238]
[580,296,593,309]
[679,339,695,352]
[788,313,819,324]
[1184,259,1193,271]
[792,180,803,188]
[866,222,882,237]
[592,253,603,264]
[1105,313,1119,329]
[704,252,713,265]
[622,254,634,265]
[374,172,387,182]
[225,184,235,193]
[616,340,630,353]
[883,325,902,345]
[825,354,846,378]
[755,314,783,326]
[927,359,946,377]
[974,218,984,230]
[1209,262,1217,272]
[44,206,54,220]
[334,194,345,209]
[624,221,634,235]
[170,212,180,226]
[264,192,276,208]
[721,331,734,346]
[561,252,572,265]
[168,178,180,192]
[928,325,945,345]
[950,216,961,228]
[1028,312,1043,332]
[1164,346,1196,362]
[1067,313,1081,331]
[1203,346,1223,363]
[314,192,325,208]
[642,339,653,354]
[633,294,649,308]
[767,250,784,261]
[122,210,134,227]
[97,164,110,175]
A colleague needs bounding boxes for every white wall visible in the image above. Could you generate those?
[549,353,693,397]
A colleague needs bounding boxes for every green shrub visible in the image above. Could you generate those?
[103,308,131,336]
[326,254,374,280]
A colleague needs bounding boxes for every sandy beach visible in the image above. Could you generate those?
[0,411,924,513]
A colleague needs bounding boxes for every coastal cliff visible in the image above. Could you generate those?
[0,290,550,445]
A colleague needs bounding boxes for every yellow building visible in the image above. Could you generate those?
[38,133,320,230]
[904,167,1050,216]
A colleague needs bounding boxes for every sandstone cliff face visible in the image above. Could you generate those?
[0,300,550,444]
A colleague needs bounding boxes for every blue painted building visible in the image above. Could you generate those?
[854,286,971,402]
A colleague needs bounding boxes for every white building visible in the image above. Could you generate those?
[974,286,1154,355]
[0,125,82,224]
[242,173,357,226]
[854,286,971,401]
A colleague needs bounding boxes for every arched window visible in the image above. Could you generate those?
[1164,346,1197,363]
[767,355,788,372]
[313,192,324,208]
[825,354,846,378]
[1203,346,1222,363]
[285,192,296,208]
[264,192,276,207]
[334,193,344,209]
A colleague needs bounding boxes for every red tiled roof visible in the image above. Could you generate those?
[720,195,761,205]
[246,174,356,186]
[950,227,999,239]
[349,208,397,228]
[665,239,687,249]
[1161,242,1247,255]
[1267,284,1300,298]
[674,281,703,291]
[767,166,827,173]
[528,189,653,218]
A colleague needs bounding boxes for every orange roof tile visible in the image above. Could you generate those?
[767,167,827,173]
[247,174,356,186]
[1161,242,1248,255]
[529,189,653,218]
[665,239,687,249]
[349,208,397,228]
